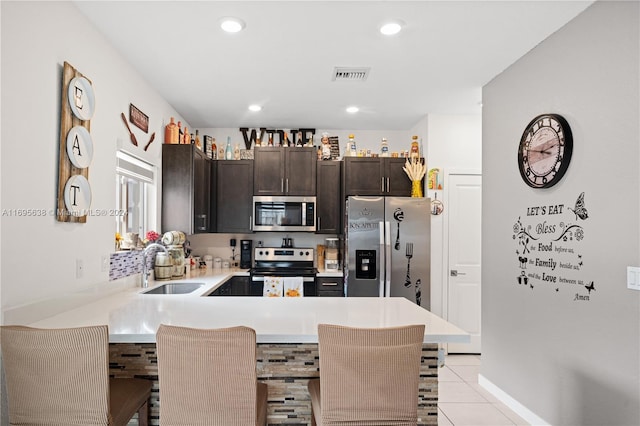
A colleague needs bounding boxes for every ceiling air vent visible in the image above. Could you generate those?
[332,67,370,82]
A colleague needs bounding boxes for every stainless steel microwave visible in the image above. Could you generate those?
[252,196,316,232]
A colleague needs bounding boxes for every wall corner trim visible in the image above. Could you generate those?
[478,374,550,426]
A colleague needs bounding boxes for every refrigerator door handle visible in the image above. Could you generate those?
[379,221,386,298]
[384,221,391,297]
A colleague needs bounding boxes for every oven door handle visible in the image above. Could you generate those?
[252,276,315,282]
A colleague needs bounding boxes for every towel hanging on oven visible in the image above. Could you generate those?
[284,277,304,297]
[263,277,283,297]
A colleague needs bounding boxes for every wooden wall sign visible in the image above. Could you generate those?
[129,103,149,133]
[57,61,94,223]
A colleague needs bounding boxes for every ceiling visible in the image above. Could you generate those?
[74,1,593,131]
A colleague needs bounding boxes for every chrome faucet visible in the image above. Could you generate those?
[141,243,168,288]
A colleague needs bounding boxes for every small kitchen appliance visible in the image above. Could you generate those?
[324,238,340,271]
[240,240,252,268]
[252,196,316,231]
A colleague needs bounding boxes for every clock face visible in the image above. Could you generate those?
[518,114,573,189]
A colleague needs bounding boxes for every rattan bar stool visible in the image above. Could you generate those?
[308,323,425,426]
[156,324,268,426]
[0,325,152,426]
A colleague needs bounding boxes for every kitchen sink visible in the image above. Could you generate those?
[142,282,205,295]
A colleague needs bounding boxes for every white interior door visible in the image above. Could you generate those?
[447,174,482,354]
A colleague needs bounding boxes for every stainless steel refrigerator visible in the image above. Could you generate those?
[345,196,430,307]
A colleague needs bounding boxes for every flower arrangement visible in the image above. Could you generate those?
[115,232,123,250]
[143,230,161,246]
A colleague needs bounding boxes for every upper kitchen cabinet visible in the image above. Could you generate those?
[344,157,414,197]
[253,147,317,195]
[316,160,343,234]
[162,144,212,234]
[216,160,254,233]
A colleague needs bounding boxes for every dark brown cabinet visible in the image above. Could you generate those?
[216,160,254,233]
[162,144,212,234]
[208,276,250,296]
[316,276,344,297]
[253,147,316,195]
[343,157,416,196]
[316,161,343,234]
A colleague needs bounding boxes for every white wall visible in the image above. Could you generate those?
[0,1,188,313]
[425,114,482,317]
[482,1,639,424]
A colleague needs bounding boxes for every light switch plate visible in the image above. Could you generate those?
[627,266,640,291]
[76,259,84,279]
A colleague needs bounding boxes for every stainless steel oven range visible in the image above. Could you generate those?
[250,248,316,296]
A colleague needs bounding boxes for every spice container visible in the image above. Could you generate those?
[154,252,172,280]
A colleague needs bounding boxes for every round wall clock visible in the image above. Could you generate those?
[518,113,573,189]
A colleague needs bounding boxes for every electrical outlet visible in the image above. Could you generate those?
[76,259,84,279]
[627,266,640,291]
[101,255,109,272]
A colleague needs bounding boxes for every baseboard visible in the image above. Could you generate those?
[478,374,550,426]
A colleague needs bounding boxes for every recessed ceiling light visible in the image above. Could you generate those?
[380,19,404,36]
[346,106,359,114]
[220,17,245,33]
[248,104,262,112]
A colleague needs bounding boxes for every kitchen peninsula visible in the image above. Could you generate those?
[26,272,468,425]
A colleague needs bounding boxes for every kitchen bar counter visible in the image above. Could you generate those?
[28,270,468,344]
[25,270,467,425]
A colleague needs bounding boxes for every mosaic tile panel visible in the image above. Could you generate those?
[109,248,164,281]
[109,342,439,425]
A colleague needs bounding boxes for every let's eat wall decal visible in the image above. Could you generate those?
[56,61,95,223]
[512,192,594,302]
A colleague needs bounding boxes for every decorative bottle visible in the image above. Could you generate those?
[225,137,233,160]
[410,135,420,160]
[211,138,217,160]
[164,117,179,144]
[195,130,201,149]
[380,138,389,157]
[348,134,357,157]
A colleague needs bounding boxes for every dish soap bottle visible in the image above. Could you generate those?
[380,138,389,157]
[225,137,233,160]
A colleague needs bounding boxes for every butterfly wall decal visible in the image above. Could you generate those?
[569,192,589,221]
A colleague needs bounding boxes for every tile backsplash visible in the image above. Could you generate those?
[109,251,143,281]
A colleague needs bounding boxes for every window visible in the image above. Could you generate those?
[116,150,156,237]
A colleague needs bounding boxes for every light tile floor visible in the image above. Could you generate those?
[438,355,529,426]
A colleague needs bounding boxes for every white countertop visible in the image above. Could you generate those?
[28,270,469,345]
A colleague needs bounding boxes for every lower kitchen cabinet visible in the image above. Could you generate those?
[209,276,250,296]
[316,276,344,297]
[216,160,254,233]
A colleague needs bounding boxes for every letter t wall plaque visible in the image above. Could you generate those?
[56,62,94,222]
